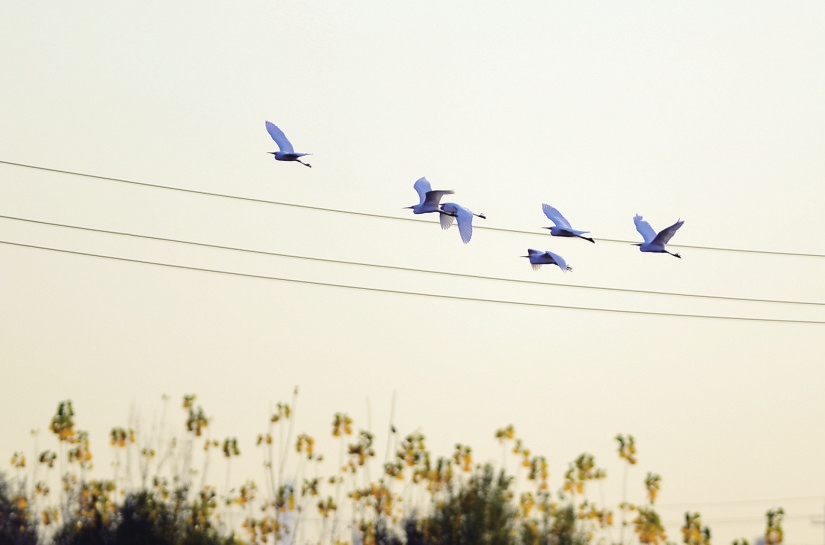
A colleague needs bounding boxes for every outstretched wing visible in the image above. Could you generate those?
[265,121,295,154]
[413,177,432,205]
[544,250,569,272]
[452,204,475,243]
[542,204,572,229]
[652,219,684,246]
[633,214,657,244]
[423,190,454,208]
[438,209,455,230]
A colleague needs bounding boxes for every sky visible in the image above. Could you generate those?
[1,1,824,544]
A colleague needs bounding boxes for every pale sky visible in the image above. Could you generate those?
[1,2,824,544]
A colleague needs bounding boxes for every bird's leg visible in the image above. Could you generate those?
[578,235,595,243]
[298,159,312,168]
[668,251,682,259]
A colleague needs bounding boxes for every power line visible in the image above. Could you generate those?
[659,496,825,508]
[2,159,823,259]
[662,513,813,525]
[1,238,823,324]
[2,213,823,308]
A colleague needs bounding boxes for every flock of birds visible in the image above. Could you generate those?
[265,121,685,272]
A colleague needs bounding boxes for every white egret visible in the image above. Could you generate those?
[404,177,454,215]
[633,214,684,258]
[522,249,572,272]
[265,121,311,167]
[542,204,594,243]
[438,202,486,244]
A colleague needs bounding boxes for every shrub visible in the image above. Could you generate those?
[411,463,516,545]
[0,473,38,545]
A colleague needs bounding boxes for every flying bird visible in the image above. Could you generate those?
[522,249,572,272]
[542,204,594,243]
[265,121,311,167]
[633,214,684,258]
[439,202,486,244]
[405,177,454,215]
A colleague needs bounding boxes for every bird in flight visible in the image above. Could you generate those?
[633,214,684,258]
[439,202,486,244]
[522,249,572,272]
[542,204,594,243]
[405,177,454,215]
[265,121,311,167]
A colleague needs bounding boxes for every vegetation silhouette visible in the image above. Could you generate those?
[0,395,785,545]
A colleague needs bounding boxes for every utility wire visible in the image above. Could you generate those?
[2,159,824,259]
[1,239,823,324]
[1,213,822,308]
[658,495,825,508]
[662,514,813,525]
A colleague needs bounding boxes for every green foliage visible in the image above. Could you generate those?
[4,397,786,545]
[615,435,637,465]
[765,507,784,545]
[51,488,239,545]
[634,506,667,545]
[681,512,710,545]
[0,474,38,545]
[412,463,516,545]
[519,503,587,545]
[49,400,76,442]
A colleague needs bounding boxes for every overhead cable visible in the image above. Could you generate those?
[1,239,823,325]
[1,213,822,308]
[2,160,823,258]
